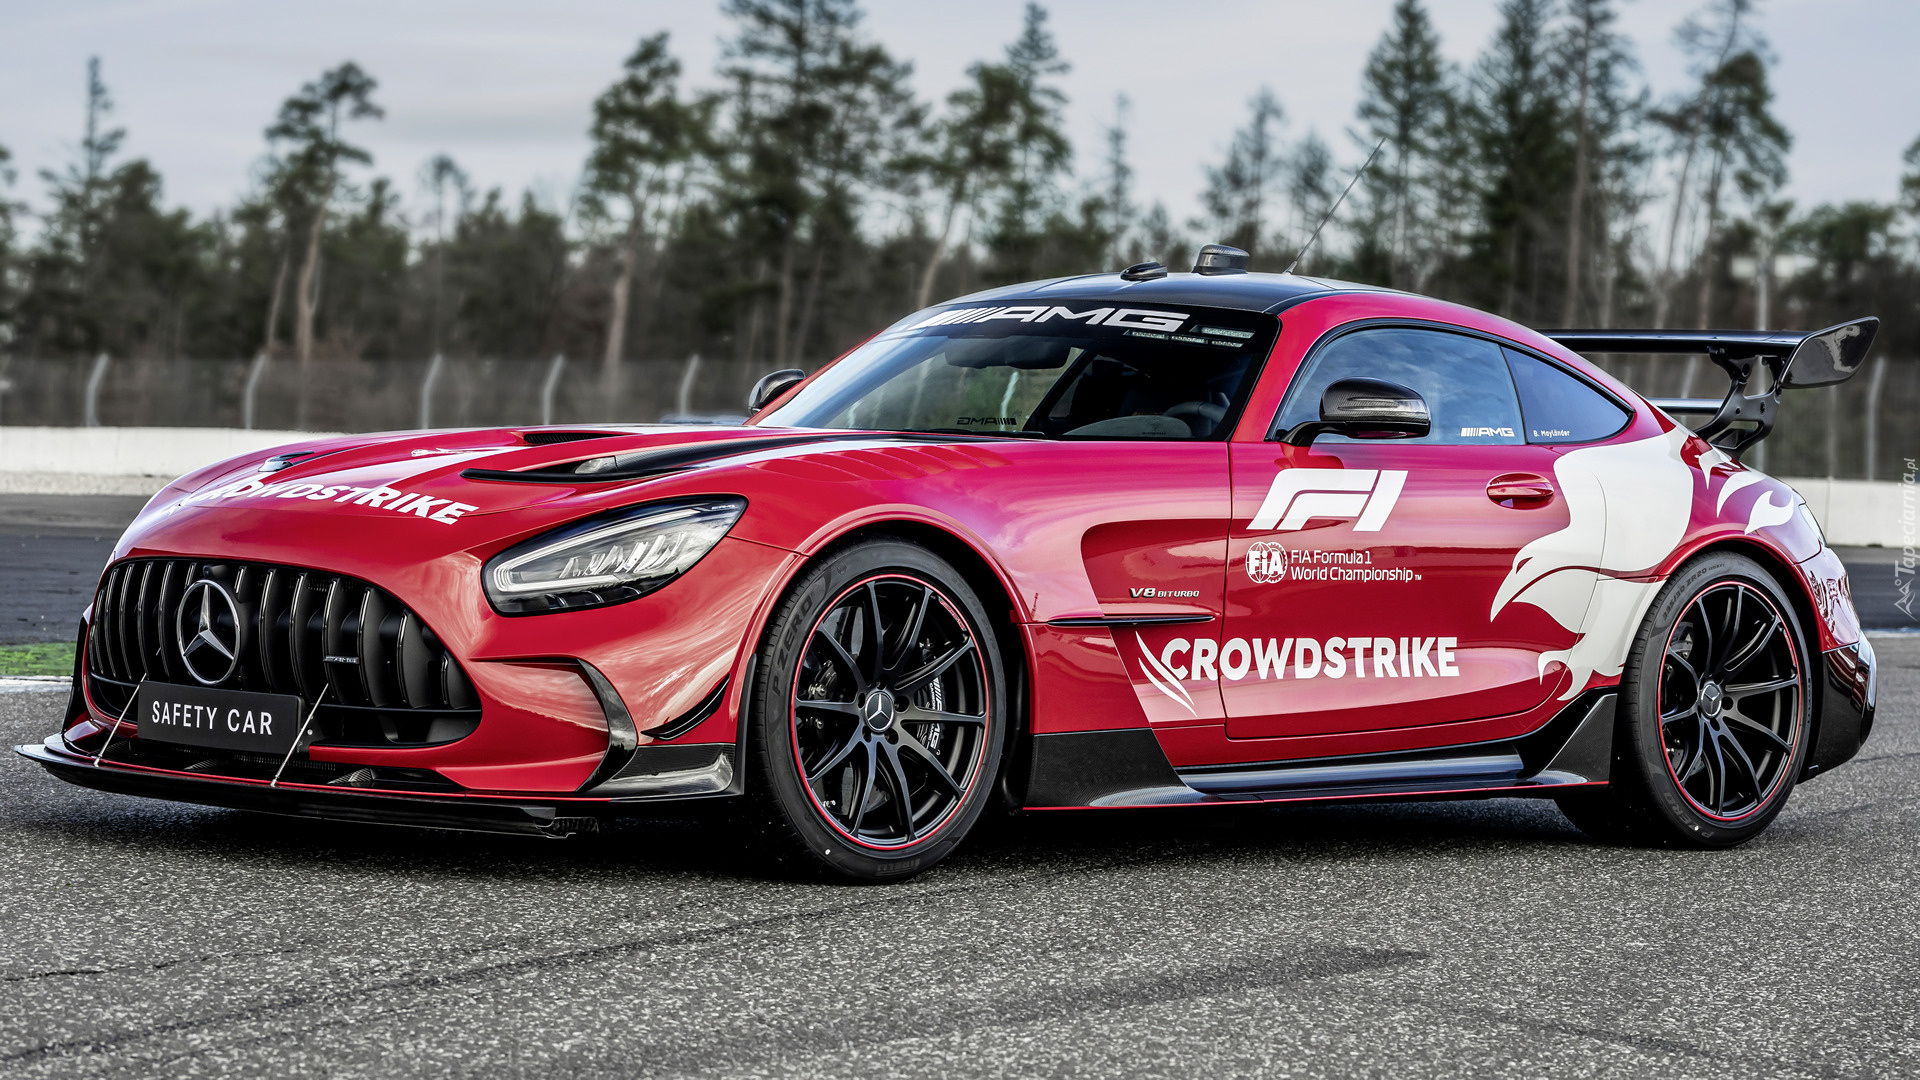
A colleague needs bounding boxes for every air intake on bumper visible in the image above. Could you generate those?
[87,558,481,748]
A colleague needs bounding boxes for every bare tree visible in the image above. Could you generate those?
[266,63,383,364]
[419,154,470,357]
[582,34,705,383]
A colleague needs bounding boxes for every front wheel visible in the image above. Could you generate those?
[742,539,1007,881]
[1558,552,1811,848]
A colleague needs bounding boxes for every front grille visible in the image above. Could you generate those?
[87,558,481,748]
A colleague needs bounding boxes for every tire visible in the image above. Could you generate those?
[1557,552,1812,848]
[739,538,1008,881]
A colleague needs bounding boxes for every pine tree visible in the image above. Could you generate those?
[1650,0,1763,327]
[449,190,570,360]
[1282,131,1335,273]
[264,63,383,364]
[908,29,1027,307]
[1902,135,1920,222]
[984,3,1071,280]
[1466,0,1571,322]
[582,33,706,380]
[1557,0,1638,323]
[1101,95,1136,266]
[18,58,217,360]
[718,0,918,366]
[1356,0,1451,288]
[1198,88,1286,259]
[1692,48,1788,326]
[419,154,470,358]
[0,141,19,351]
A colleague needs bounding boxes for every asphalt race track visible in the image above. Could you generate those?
[0,635,1913,1077]
[2,491,1917,1076]
[0,496,147,646]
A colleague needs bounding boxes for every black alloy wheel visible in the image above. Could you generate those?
[743,539,1007,881]
[1656,580,1802,820]
[792,575,990,847]
[1558,552,1811,848]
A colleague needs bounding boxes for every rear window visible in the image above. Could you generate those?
[758,302,1279,440]
[1502,348,1630,444]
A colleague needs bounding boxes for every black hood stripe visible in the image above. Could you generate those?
[460,431,987,485]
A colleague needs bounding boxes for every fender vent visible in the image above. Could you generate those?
[87,558,481,748]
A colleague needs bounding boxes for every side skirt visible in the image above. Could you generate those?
[1023,692,1616,809]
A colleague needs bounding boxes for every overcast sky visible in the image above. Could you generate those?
[4,0,1916,236]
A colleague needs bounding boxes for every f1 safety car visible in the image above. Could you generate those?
[19,244,1877,880]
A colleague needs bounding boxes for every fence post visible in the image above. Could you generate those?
[419,353,444,430]
[84,353,109,427]
[243,352,269,430]
[540,353,566,426]
[676,353,702,418]
[1863,355,1886,482]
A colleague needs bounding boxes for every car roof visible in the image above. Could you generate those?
[937,270,1395,315]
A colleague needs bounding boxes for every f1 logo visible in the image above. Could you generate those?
[1249,468,1407,532]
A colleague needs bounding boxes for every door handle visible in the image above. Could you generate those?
[1487,473,1555,508]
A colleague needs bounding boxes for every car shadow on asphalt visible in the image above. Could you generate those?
[9,788,1602,887]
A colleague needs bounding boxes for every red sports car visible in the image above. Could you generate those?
[19,246,1878,880]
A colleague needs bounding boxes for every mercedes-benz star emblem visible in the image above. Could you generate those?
[860,688,897,733]
[177,578,242,685]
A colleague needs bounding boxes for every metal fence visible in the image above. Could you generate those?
[0,352,1913,480]
[0,354,761,434]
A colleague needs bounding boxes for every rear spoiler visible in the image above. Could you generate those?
[1540,318,1878,454]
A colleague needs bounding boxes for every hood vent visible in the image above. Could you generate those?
[463,431,960,485]
[521,430,621,446]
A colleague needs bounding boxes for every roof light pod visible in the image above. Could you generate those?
[1192,244,1249,275]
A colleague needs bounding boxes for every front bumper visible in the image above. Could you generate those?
[16,732,738,837]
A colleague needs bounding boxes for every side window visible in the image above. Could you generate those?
[1502,348,1630,444]
[1274,327,1524,445]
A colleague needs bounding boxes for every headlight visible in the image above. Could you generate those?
[483,497,745,615]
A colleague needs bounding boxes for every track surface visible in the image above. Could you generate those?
[1,494,1913,645]
[1,635,1915,1078]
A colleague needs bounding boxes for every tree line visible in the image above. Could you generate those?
[1,0,1917,377]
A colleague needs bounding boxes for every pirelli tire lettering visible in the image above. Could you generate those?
[1139,632,1460,688]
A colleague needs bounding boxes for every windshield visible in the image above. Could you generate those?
[758,301,1279,439]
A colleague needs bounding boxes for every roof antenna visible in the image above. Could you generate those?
[1283,137,1385,276]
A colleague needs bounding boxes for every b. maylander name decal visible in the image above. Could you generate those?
[1133,631,1459,715]
[186,477,479,524]
[1250,468,1407,532]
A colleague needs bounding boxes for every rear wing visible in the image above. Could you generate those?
[1540,318,1878,455]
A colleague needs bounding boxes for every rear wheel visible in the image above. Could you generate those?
[1557,553,1810,848]
[741,539,1006,881]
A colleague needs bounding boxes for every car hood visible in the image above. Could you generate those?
[118,424,1005,563]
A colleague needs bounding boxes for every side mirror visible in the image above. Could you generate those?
[747,368,806,412]
[1281,378,1430,445]
[1782,317,1877,388]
